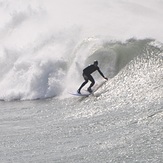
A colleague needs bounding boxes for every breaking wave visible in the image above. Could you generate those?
[0,37,162,101]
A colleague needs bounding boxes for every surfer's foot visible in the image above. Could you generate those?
[87,87,92,93]
[77,89,81,94]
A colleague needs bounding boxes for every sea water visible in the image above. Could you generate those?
[0,0,163,162]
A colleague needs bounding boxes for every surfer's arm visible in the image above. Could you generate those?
[98,69,108,80]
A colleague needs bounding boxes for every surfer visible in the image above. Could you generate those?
[77,60,108,94]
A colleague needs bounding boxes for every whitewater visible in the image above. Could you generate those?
[0,0,163,162]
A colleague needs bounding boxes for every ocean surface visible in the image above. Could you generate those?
[0,0,163,162]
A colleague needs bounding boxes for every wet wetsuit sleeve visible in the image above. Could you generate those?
[97,68,105,78]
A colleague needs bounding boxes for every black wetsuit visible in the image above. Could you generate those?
[78,64,105,93]
[83,64,99,76]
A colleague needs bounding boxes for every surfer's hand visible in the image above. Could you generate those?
[104,77,108,80]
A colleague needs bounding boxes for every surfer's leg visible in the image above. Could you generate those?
[77,74,88,93]
[77,80,88,93]
[87,75,95,93]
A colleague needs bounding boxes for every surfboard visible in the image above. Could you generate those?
[69,80,107,97]
[69,92,91,97]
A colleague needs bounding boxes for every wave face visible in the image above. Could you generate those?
[0,0,163,101]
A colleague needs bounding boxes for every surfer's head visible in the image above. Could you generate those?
[94,60,98,66]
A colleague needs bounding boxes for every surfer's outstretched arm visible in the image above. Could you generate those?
[98,69,108,80]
